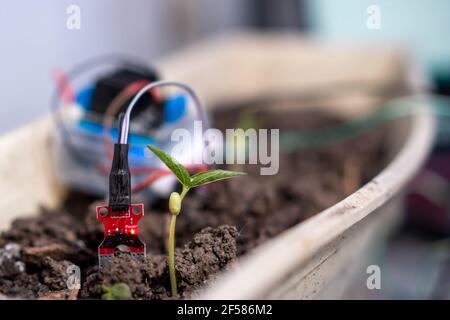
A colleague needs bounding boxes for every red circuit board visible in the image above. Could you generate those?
[96,203,146,267]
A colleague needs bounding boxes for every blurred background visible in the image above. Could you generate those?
[1,0,450,299]
[2,0,450,133]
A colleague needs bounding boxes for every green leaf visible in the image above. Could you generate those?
[147,145,190,187]
[111,283,132,300]
[101,284,112,293]
[190,170,246,188]
[102,292,113,300]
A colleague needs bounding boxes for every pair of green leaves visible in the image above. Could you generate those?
[147,145,246,189]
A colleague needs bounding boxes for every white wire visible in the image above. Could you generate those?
[120,80,210,144]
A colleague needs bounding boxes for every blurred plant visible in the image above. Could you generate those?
[147,145,246,297]
[279,95,450,151]
[101,283,132,300]
[226,111,262,169]
[237,111,261,131]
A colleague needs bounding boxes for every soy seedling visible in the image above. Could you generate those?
[101,283,132,300]
[147,145,246,297]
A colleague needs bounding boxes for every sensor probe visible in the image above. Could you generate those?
[97,113,146,267]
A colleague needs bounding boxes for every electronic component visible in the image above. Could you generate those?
[97,203,145,267]
[90,67,158,115]
[51,60,211,266]
[89,67,164,131]
[94,81,210,267]
[52,60,200,200]
[97,114,146,267]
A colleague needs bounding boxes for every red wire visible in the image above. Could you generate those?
[132,170,170,193]
[98,162,208,193]
[131,164,208,193]
[52,68,75,104]
[100,80,210,193]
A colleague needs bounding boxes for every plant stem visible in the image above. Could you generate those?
[168,186,189,298]
[168,214,177,297]
[180,186,189,200]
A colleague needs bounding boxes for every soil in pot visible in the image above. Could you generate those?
[0,107,387,299]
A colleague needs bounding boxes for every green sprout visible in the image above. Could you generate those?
[147,145,246,297]
[237,111,261,131]
[101,283,132,300]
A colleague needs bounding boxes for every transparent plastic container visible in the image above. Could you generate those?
[52,94,204,200]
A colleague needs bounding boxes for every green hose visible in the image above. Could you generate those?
[280,95,450,151]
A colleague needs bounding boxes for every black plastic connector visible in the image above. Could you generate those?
[108,143,131,212]
[108,113,131,212]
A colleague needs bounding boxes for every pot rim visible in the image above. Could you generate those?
[201,109,435,299]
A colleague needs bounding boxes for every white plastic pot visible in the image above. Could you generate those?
[0,33,435,299]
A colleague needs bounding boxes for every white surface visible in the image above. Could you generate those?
[0,0,250,134]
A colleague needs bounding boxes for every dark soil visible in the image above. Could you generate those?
[0,108,386,299]
[81,225,238,299]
